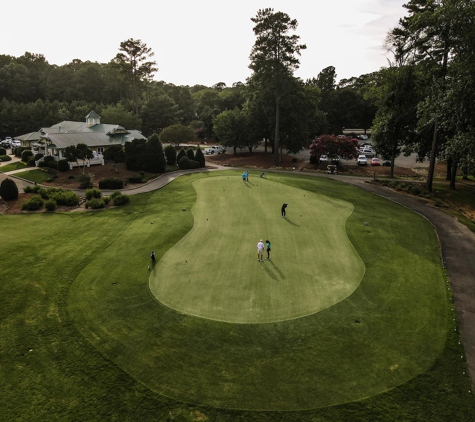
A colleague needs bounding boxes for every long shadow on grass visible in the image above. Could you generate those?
[259,261,278,281]
[268,259,285,279]
[283,217,300,227]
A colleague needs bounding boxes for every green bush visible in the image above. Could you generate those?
[99,177,124,189]
[14,146,26,157]
[0,178,19,200]
[28,157,36,167]
[78,172,94,189]
[164,144,177,165]
[51,190,80,206]
[194,147,205,167]
[34,153,44,161]
[43,156,55,164]
[178,155,190,169]
[103,196,111,205]
[188,160,200,169]
[112,193,130,206]
[176,148,187,163]
[85,188,102,200]
[0,147,6,156]
[0,155,12,162]
[128,174,144,183]
[110,191,122,199]
[44,199,57,211]
[186,148,195,161]
[24,185,41,193]
[48,160,58,169]
[410,185,421,195]
[38,161,49,168]
[85,198,105,209]
[57,159,69,172]
[21,195,43,211]
[21,150,33,162]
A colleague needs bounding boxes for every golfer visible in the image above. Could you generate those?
[257,239,265,262]
[242,172,247,182]
[246,171,249,182]
[281,203,288,218]
[151,250,156,262]
[265,240,271,260]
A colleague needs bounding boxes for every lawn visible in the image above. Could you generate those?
[12,168,51,184]
[1,170,474,421]
[0,161,27,172]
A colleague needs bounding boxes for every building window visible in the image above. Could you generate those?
[97,147,104,154]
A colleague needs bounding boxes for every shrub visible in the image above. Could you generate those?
[28,157,36,167]
[48,160,58,169]
[57,159,69,172]
[85,198,105,209]
[38,161,49,168]
[99,177,124,189]
[186,148,195,161]
[51,190,80,206]
[188,160,200,169]
[410,185,421,195]
[34,153,44,161]
[194,147,205,167]
[164,144,177,165]
[128,174,144,183]
[43,156,55,164]
[21,150,33,162]
[0,147,6,156]
[0,178,19,200]
[44,199,57,211]
[110,191,122,199]
[0,155,12,162]
[112,193,130,206]
[178,155,190,169]
[14,146,26,157]
[103,196,111,205]
[78,172,94,189]
[21,195,43,211]
[24,185,41,194]
[176,148,187,163]
[85,188,102,200]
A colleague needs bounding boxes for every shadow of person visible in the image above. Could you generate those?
[260,262,278,281]
[284,218,300,227]
[269,260,285,279]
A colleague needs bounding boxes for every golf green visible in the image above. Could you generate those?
[150,175,364,323]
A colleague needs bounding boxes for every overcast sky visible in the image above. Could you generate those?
[2,0,407,87]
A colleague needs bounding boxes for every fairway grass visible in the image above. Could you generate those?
[1,170,474,421]
[151,176,364,323]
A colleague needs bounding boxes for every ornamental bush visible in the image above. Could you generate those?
[164,144,177,165]
[0,147,6,156]
[112,193,130,206]
[85,198,105,209]
[78,172,94,189]
[38,161,48,168]
[0,155,12,162]
[186,148,195,161]
[128,174,144,183]
[109,191,122,199]
[24,185,41,194]
[85,188,102,200]
[99,177,124,189]
[178,156,190,169]
[28,157,36,167]
[176,148,187,163]
[21,195,43,211]
[44,199,57,211]
[43,156,55,164]
[21,150,33,162]
[188,160,200,169]
[34,153,44,161]
[57,159,69,172]
[48,160,58,169]
[194,147,205,167]
[0,178,19,200]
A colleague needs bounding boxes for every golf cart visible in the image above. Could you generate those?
[326,165,338,175]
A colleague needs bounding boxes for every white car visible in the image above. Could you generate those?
[357,155,368,166]
[204,145,225,155]
[319,154,328,164]
[11,139,20,147]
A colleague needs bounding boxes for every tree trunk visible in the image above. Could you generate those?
[426,119,438,193]
[446,157,452,181]
[264,138,268,154]
[450,159,457,190]
[274,101,281,167]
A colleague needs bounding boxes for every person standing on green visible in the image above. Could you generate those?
[265,240,271,260]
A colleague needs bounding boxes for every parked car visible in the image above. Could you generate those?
[319,154,328,164]
[204,145,225,155]
[357,155,368,166]
[330,155,341,165]
[382,159,391,167]
[11,139,20,147]
[0,140,11,148]
[371,157,381,166]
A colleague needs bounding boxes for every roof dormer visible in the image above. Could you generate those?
[85,110,101,127]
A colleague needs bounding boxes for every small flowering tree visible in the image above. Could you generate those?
[310,134,359,163]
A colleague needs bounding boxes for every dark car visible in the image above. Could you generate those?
[382,159,391,167]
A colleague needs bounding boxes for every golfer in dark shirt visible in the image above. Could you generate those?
[281,203,288,218]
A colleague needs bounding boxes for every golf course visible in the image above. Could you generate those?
[1,170,474,421]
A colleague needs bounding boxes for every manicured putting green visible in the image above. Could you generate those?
[150,175,364,323]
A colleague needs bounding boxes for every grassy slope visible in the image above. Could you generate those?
[0,171,474,421]
[151,175,364,323]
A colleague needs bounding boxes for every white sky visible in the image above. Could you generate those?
[1,0,406,87]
